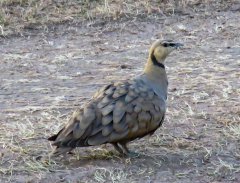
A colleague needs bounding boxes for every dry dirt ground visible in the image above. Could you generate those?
[0,3,240,183]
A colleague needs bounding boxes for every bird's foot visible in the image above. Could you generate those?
[111,143,124,155]
[124,151,140,158]
[111,143,140,158]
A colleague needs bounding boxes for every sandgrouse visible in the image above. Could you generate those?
[48,40,183,157]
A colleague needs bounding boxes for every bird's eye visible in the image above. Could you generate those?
[162,43,168,47]
[168,43,175,47]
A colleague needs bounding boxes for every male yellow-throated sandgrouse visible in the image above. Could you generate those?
[48,40,183,157]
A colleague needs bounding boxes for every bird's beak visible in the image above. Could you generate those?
[174,43,184,49]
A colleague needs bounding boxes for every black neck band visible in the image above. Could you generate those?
[151,54,165,69]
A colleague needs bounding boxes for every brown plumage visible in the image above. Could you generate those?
[48,40,183,157]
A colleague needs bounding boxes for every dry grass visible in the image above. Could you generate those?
[0,0,240,182]
[0,109,63,182]
[0,0,234,36]
[94,167,129,182]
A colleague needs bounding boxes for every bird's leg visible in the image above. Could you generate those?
[118,143,130,154]
[67,151,75,155]
[119,143,140,158]
[111,143,124,155]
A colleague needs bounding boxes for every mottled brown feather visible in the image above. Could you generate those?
[49,81,165,154]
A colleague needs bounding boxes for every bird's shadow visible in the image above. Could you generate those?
[50,149,196,170]
[42,145,207,174]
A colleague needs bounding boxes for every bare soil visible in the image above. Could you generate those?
[0,3,240,183]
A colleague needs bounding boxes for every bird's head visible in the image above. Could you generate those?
[149,40,183,64]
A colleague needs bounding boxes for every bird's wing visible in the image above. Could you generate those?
[49,79,166,148]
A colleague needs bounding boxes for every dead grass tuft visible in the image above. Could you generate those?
[0,0,234,36]
[211,158,240,181]
[94,167,129,183]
